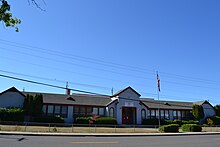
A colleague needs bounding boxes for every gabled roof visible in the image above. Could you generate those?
[111,86,141,97]
[194,100,208,105]
[23,92,112,107]
[140,98,193,110]
[0,87,25,97]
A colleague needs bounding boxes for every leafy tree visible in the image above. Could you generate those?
[214,105,220,117]
[23,94,43,117]
[33,94,43,116]
[28,95,35,116]
[0,0,43,32]
[0,0,21,32]
[192,104,204,120]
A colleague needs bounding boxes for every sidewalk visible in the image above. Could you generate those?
[1,131,220,137]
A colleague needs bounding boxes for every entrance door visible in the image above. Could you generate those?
[122,107,136,124]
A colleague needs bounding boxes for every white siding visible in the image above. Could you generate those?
[0,92,24,108]
[112,88,142,124]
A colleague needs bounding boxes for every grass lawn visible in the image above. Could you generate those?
[0,125,159,133]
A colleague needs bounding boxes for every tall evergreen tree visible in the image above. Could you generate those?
[192,104,204,120]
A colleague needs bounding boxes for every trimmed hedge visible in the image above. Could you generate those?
[159,124,179,133]
[142,119,198,126]
[75,117,91,124]
[206,116,220,125]
[94,117,117,125]
[142,119,159,125]
[33,116,64,123]
[0,108,24,122]
[181,124,202,132]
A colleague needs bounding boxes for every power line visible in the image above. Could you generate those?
[1,38,220,86]
[0,46,154,81]
[0,73,109,96]
[0,69,111,91]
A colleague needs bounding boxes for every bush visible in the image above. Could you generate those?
[142,119,159,125]
[94,117,117,125]
[0,108,24,122]
[75,117,91,124]
[206,116,220,125]
[181,124,202,132]
[159,124,179,133]
[161,120,198,126]
[33,116,64,123]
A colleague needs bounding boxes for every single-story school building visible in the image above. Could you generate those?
[0,86,216,124]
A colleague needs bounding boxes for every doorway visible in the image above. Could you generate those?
[122,107,136,124]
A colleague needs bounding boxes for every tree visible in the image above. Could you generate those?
[214,105,220,117]
[192,104,204,120]
[0,0,43,32]
[33,94,43,116]
[0,0,20,32]
[23,94,43,117]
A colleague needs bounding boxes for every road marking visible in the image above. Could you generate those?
[213,138,220,140]
[70,141,119,144]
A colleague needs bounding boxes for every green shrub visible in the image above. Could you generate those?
[192,104,204,120]
[33,116,64,123]
[75,117,91,124]
[206,116,220,125]
[181,124,202,132]
[94,117,117,125]
[159,124,179,133]
[161,120,198,126]
[142,119,159,125]
[0,108,24,122]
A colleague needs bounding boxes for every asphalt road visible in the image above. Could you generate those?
[0,135,220,147]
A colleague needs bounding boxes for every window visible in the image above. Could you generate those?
[151,110,155,119]
[61,106,68,118]
[141,109,146,120]
[48,105,54,115]
[54,105,61,115]
[177,111,181,120]
[92,107,98,115]
[73,106,79,118]
[79,107,86,116]
[42,105,47,114]
[86,107,93,116]
[147,110,151,119]
[165,110,169,120]
[99,108,105,116]
[173,110,177,120]
[160,110,165,120]
[109,107,114,118]
[156,110,159,119]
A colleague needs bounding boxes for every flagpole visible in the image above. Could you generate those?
[157,71,161,128]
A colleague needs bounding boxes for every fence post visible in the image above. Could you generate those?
[115,125,117,133]
[24,122,27,132]
[72,124,74,133]
[133,125,135,132]
[49,123,51,132]
[95,125,97,133]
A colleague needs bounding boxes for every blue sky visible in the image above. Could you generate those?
[1,0,220,105]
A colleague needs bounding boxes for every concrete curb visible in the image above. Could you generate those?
[1,131,220,137]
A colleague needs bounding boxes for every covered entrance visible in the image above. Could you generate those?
[122,107,136,124]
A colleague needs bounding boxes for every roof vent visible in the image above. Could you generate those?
[164,102,170,105]
[66,97,75,101]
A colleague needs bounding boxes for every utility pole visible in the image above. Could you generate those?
[111,88,114,96]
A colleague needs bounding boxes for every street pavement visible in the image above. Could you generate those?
[0,134,220,147]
